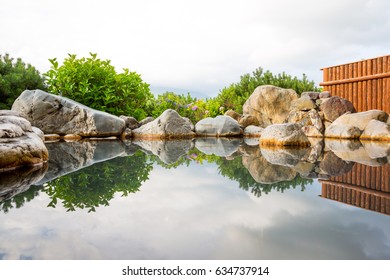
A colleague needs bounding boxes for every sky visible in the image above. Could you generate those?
[1,0,390,98]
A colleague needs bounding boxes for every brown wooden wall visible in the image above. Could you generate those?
[320,163,390,215]
[320,55,390,113]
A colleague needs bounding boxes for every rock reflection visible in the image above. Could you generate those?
[1,138,389,213]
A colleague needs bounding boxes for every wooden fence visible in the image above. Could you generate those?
[319,163,390,215]
[320,55,390,113]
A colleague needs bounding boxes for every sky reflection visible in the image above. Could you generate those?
[0,160,389,260]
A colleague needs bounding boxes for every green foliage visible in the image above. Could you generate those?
[44,53,154,120]
[0,53,46,109]
[214,67,319,113]
[43,150,153,212]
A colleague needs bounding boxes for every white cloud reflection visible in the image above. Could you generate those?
[0,162,389,260]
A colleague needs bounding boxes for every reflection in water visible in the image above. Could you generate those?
[0,138,389,259]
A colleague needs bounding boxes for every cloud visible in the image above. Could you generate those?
[1,0,389,96]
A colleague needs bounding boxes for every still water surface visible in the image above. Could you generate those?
[0,139,389,259]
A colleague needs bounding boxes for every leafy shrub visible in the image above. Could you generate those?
[214,67,319,114]
[44,53,154,120]
[0,53,46,109]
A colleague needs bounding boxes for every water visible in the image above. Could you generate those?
[0,139,389,260]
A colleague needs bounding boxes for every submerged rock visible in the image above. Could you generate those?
[243,85,298,127]
[12,89,126,137]
[259,123,311,147]
[133,109,195,139]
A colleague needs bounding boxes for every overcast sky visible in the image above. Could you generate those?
[1,0,390,97]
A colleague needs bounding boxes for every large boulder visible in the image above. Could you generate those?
[12,89,126,137]
[195,115,242,137]
[0,110,48,171]
[259,123,311,147]
[290,96,317,111]
[319,96,355,122]
[360,119,390,141]
[132,109,195,139]
[195,138,242,157]
[242,85,298,127]
[325,110,389,139]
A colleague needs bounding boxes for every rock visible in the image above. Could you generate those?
[259,123,311,147]
[63,134,83,141]
[242,85,298,127]
[360,119,390,141]
[224,109,241,122]
[319,96,355,122]
[301,91,320,100]
[32,127,45,141]
[132,109,195,139]
[139,117,154,126]
[183,117,195,131]
[301,125,323,138]
[120,115,140,130]
[0,111,48,171]
[309,109,324,132]
[239,114,259,128]
[287,110,311,127]
[244,137,260,146]
[291,96,317,111]
[302,138,324,163]
[319,91,331,99]
[242,149,297,184]
[120,128,133,140]
[12,90,126,137]
[44,134,61,142]
[243,125,264,138]
[325,110,389,139]
[195,115,242,137]
[134,139,193,164]
[195,138,242,157]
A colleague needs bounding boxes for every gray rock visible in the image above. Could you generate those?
[133,109,195,139]
[319,151,355,176]
[301,125,323,138]
[120,115,140,130]
[319,91,331,99]
[243,85,298,127]
[309,109,324,132]
[195,115,242,137]
[259,123,311,147]
[239,114,259,128]
[325,110,388,139]
[224,109,241,122]
[12,89,125,137]
[243,125,264,138]
[0,110,48,171]
[291,96,317,111]
[319,96,355,122]
[139,117,154,127]
[360,119,390,141]
[301,91,320,100]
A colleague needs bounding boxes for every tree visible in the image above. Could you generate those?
[44,53,154,120]
[0,53,46,109]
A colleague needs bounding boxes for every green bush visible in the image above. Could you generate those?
[0,53,46,109]
[44,53,154,120]
[214,67,319,114]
